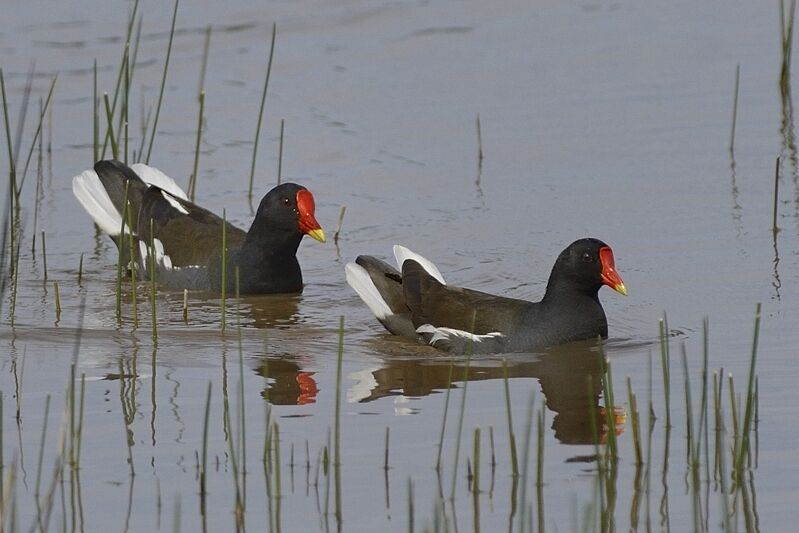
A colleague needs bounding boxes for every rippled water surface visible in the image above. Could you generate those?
[2,0,798,531]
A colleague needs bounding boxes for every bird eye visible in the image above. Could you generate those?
[283,198,290,206]
[581,252,593,262]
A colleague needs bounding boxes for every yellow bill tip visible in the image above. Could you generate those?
[307,228,326,243]
[614,283,628,296]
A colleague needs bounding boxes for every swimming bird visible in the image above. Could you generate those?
[72,159,325,294]
[345,238,626,353]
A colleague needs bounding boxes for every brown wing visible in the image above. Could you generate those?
[137,187,246,267]
[401,260,530,335]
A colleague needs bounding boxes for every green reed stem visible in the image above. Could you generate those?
[536,404,545,533]
[145,0,180,163]
[334,206,347,248]
[681,345,694,466]
[127,205,138,329]
[115,181,130,325]
[435,360,454,473]
[103,93,118,160]
[53,282,61,321]
[627,377,642,466]
[334,316,344,528]
[248,23,277,202]
[277,118,285,185]
[19,76,57,192]
[41,231,48,282]
[149,218,157,341]
[100,0,139,159]
[735,303,761,479]
[502,360,519,477]
[384,426,390,471]
[0,69,15,181]
[34,395,51,502]
[450,353,471,500]
[221,209,227,332]
[730,64,740,153]
[471,427,481,494]
[773,157,780,233]
[516,391,536,533]
[659,315,671,428]
[93,60,98,162]
[189,90,205,202]
[198,381,211,499]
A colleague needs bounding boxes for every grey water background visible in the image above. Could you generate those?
[1,0,798,530]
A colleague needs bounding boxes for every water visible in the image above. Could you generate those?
[1,0,798,530]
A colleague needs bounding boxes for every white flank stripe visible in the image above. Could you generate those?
[345,262,392,320]
[72,169,130,236]
[161,191,189,214]
[416,324,503,345]
[393,245,446,285]
[131,163,188,200]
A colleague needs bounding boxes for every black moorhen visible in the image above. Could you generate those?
[72,159,325,294]
[345,238,626,353]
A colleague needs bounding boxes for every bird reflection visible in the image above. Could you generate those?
[253,338,625,445]
[254,358,319,405]
[237,293,302,328]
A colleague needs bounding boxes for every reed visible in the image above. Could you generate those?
[600,353,618,460]
[41,231,48,282]
[449,352,471,500]
[221,209,227,332]
[277,119,285,185]
[18,76,56,193]
[189,91,205,202]
[471,427,481,493]
[407,478,415,533]
[729,64,740,153]
[119,361,135,476]
[626,377,642,466]
[734,303,761,481]
[53,282,61,322]
[502,360,519,476]
[516,391,536,533]
[248,23,277,203]
[773,157,781,233]
[103,93,118,160]
[145,0,180,163]
[127,206,139,328]
[384,426,390,471]
[93,60,98,162]
[333,316,344,529]
[334,206,347,249]
[115,181,131,324]
[100,0,139,159]
[272,422,282,530]
[535,404,545,533]
[658,315,672,428]
[780,0,797,91]
[200,381,211,501]
[146,218,156,339]
[434,360,454,473]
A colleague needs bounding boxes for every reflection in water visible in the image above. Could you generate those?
[254,340,626,445]
[353,342,616,445]
[254,358,320,405]
[238,294,301,329]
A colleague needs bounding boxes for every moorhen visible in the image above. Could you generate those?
[345,238,626,353]
[72,160,325,294]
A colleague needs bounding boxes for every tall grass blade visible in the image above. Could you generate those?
[145,0,180,163]
[248,23,277,204]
